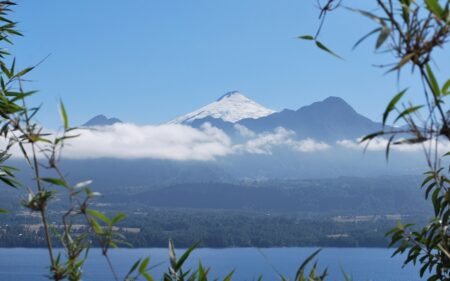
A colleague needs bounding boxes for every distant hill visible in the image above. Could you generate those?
[239,96,382,142]
[83,114,122,126]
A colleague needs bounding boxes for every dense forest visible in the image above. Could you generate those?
[0,207,428,248]
[0,176,431,248]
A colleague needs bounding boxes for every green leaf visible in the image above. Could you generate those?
[59,100,69,130]
[425,0,444,19]
[315,40,342,59]
[175,241,200,271]
[425,64,440,97]
[393,137,427,145]
[442,79,450,95]
[111,212,126,225]
[0,62,11,78]
[89,218,103,234]
[375,26,390,49]
[295,249,321,281]
[41,177,68,188]
[385,135,395,160]
[139,257,150,273]
[223,270,235,281]
[0,208,8,213]
[86,208,111,225]
[298,35,314,40]
[394,105,423,123]
[387,53,415,73]
[383,89,407,125]
[431,188,441,216]
[360,131,385,142]
[141,272,154,281]
[13,66,34,78]
[346,8,385,24]
[352,27,382,50]
[0,175,18,188]
[125,259,141,278]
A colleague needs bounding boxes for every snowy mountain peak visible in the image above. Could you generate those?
[169,91,276,124]
[216,90,245,101]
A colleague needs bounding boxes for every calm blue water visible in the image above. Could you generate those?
[0,247,423,281]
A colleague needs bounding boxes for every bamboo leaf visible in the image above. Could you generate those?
[353,27,382,50]
[139,257,150,274]
[393,105,423,123]
[383,89,407,125]
[315,40,342,59]
[295,249,321,281]
[298,35,314,40]
[375,26,390,49]
[41,177,68,188]
[59,100,69,130]
[86,208,111,225]
[425,64,440,97]
[425,0,444,19]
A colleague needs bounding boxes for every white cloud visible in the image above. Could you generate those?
[3,124,332,161]
[292,138,331,152]
[59,123,233,161]
[234,127,330,154]
[233,124,256,138]
[337,137,450,153]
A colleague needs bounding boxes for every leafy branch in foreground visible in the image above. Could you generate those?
[306,0,450,280]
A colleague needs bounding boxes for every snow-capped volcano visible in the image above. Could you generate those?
[169,91,276,124]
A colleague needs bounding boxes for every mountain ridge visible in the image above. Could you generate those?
[83,114,122,127]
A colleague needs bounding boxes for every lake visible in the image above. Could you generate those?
[0,247,423,280]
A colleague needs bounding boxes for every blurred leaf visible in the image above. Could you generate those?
[139,257,150,274]
[375,26,390,49]
[425,0,444,19]
[74,180,92,189]
[315,40,342,59]
[394,105,423,123]
[142,272,155,281]
[86,208,111,225]
[111,212,126,225]
[41,177,68,188]
[59,100,69,130]
[298,35,314,40]
[361,131,385,142]
[223,270,235,281]
[383,89,407,125]
[125,258,140,278]
[442,79,450,95]
[90,218,103,234]
[176,241,200,271]
[425,64,440,97]
[387,53,415,73]
[168,239,177,270]
[295,249,321,281]
[347,8,385,24]
[353,27,382,50]
[13,66,33,78]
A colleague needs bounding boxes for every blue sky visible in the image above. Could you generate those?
[9,0,450,128]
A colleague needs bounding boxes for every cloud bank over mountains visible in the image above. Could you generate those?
[59,123,331,160]
[6,93,433,162]
[51,122,429,161]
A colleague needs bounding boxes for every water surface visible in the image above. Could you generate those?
[0,247,423,280]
